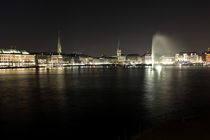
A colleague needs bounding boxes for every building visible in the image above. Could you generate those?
[0,49,35,68]
[50,55,65,67]
[35,52,51,67]
[202,48,210,64]
[62,53,80,65]
[35,52,69,67]
[90,56,110,65]
[203,53,210,64]
[142,52,152,65]
[78,54,92,65]
[107,56,118,64]
[53,31,64,65]
[118,55,126,63]
[159,56,175,65]
[126,54,142,64]
[35,32,65,67]
[116,40,126,63]
[175,52,202,64]
[117,40,121,58]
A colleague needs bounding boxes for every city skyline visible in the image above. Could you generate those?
[1,1,210,56]
[1,31,210,57]
[2,1,210,140]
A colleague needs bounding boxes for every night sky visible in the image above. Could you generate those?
[1,0,210,56]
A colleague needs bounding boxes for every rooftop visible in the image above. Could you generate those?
[176,52,198,55]
[126,54,140,57]
[0,49,29,54]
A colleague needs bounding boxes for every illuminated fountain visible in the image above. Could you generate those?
[152,33,175,70]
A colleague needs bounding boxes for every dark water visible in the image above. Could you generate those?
[1,66,210,139]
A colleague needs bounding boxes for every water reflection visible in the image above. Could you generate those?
[1,67,210,139]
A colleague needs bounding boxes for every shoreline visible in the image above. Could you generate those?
[0,64,210,69]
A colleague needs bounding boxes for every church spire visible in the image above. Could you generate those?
[57,31,62,55]
[117,39,121,57]
[117,39,120,50]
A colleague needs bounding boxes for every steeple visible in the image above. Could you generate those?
[57,31,62,55]
[117,39,121,57]
[117,39,120,50]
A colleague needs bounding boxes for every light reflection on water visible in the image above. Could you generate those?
[1,67,210,139]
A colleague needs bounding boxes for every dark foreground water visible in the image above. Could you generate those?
[1,66,210,139]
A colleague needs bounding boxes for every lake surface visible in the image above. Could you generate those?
[1,66,210,139]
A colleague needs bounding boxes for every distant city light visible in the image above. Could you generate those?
[0,33,209,69]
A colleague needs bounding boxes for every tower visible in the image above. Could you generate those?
[117,39,121,57]
[57,31,62,55]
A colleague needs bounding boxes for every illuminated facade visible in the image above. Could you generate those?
[203,50,210,64]
[35,31,65,68]
[35,53,50,67]
[0,49,35,68]
[126,54,142,64]
[79,54,92,65]
[142,52,152,65]
[159,56,175,65]
[204,53,210,64]
[107,57,118,64]
[175,52,202,64]
[205,54,210,63]
[35,53,67,67]
[117,40,121,58]
[90,57,111,65]
[116,40,126,63]
[50,55,65,67]
[118,55,126,63]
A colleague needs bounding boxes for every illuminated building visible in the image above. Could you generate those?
[35,53,68,67]
[117,40,121,58]
[116,40,126,63]
[159,56,175,65]
[189,53,203,63]
[63,54,80,65]
[49,32,64,67]
[35,53,51,67]
[126,54,142,64]
[118,55,126,63]
[53,31,64,66]
[88,56,111,65]
[50,55,64,67]
[79,54,92,65]
[203,53,210,63]
[107,56,118,64]
[203,53,210,64]
[35,32,65,67]
[175,52,203,64]
[202,49,210,64]
[142,52,152,65]
[0,49,35,68]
